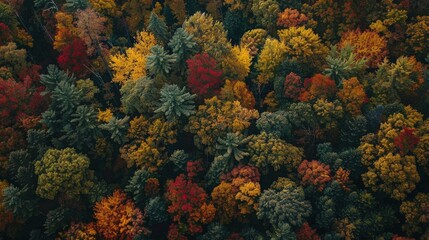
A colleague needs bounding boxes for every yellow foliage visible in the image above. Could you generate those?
[127,116,150,140]
[359,107,423,200]
[220,80,256,109]
[255,38,287,84]
[312,98,343,128]
[263,91,278,111]
[406,16,429,58]
[187,97,259,155]
[110,31,156,84]
[235,181,260,214]
[211,182,237,223]
[278,26,328,69]
[89,0,120,16]
[183,12,231,60]
[53,12,78,50]
[240,28,268,56]
[221,46,252,81]
[97,109,113,123]
[400,193,429,235]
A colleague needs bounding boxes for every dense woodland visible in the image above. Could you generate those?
[1,0,429,239]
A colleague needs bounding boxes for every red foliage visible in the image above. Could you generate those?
[186,160,204,179]
[57,38,89,77]
[394,127,419,155]
[0,77,46,126]
[167,224,188,240]
[0,23,12,45]
[296,223,321,240]
[297,160,332,191]
[220,165,261,183]
[392,235,415,240]
[186,53,223,97]
[166,174,214,236]
[299,74,337,102]
[283,72,304,101]
[228,233,244,240]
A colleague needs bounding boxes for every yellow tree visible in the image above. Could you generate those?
[110,31,156,84]
[255,38,287,84]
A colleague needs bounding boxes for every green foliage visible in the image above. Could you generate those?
[99,116,129,144]
[125,168,152,203]
[169,150,189,172]
[324,44,367,83]
[44,207,72,236]
[146,45,177,77]
[3,185,39,220]
[145,196,169,225]
[256,111,291,139]
[40,65,75,94]
[215,132,249,162]
[34,148,93,200]
[257,184,311,230]
[199,222,229,240]
[63,0,89,12]
[120,77,159,114]
[154,84,196,121]
[168,28,198,71]
[147,12,169,43]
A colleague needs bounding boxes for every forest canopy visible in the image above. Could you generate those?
[1,0,429,239]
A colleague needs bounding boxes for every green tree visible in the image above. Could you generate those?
[154,84,196,121]
[147,12,169,43]
[146,45,177,77]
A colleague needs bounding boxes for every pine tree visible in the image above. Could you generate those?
[155,84,196,121]
[147,12,169,43]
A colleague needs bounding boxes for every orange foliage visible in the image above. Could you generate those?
[220,80,256,109]
[277,8,308,28]
[334,167,351,191]
[299,74,337,102]
[339,29,387,68]
[337,77,368,115]
[297,160,332,191]
[94,190,147,239]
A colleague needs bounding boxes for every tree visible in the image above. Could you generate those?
[34,148,94,200]
[296,223,321,240]
[146,45,177,77]
[215,132,249,162]
[256,38,287,84]
[99,116,129,144]
[277,8,308,28]
[299,74,337,102]
[57,38,89,77]
[63,0,88,12]
[247,132,304,172]
[168,28,198,72]
[337,77,368,115]
[257,184,311,232]
[339,29,387,68]
[59,222,97,240]
[359,107,423,200]
[147,12,169,43]
[406,16,429,59]
[240,29,268,57]
[297,160,332,191]
[251,0,280,34]
[278,26,328,70]
[110,31,157,84]
[400,193,429,236]
[256,111,291,138]
[94,189,148,239]
[187,97,259,155]
[74,8,107,56]
[221,46,252,81]
[186,53,223,97]
[183,12,232,60]
[120,77,159,114]
[324,44,367,83]
[155,84,196,121]
[0,180,13,232]
[166,174,215,236]
[219,80,255,109]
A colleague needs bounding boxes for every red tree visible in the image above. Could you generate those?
[186,53,223,97]
[394,127,419,155]
[0,23,12,45]
[296,223,321,240]
[299,74,337,102]
[166,174,215,236]
[57,38,89,77]
[283,72,304,101]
